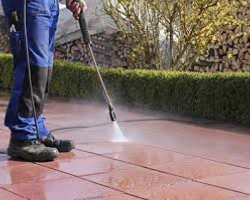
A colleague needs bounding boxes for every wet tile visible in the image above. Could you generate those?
[105,147,188,167]
[120,120,250,169]
[93,194,142,200]
[0,127,9,132]
[0,129,8,134]
[0,163,70,186]
[85,169,250,200]
[84,166,188,199]
[152,157,248,180]
[2,93,250,199]
[147,181,250,200]
[45,123,62,132]
[0,130,9,148]
[49,149,94,161]
[77,142,146,155]
[0,120,8,131]
[201,171,250,194]
[0,154,27,168]
[52,121,134,144]
[0,188,26,200]
[200,150,250,170]
[54,129,108,144]
[3,177,120,200]
[35,150,95,170]
[41,155,132,176]
[44,101,110,127]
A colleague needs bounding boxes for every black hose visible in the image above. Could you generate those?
[50,117,216,134]
[23,0,40,139]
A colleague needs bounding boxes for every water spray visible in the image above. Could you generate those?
[75,0,117,122]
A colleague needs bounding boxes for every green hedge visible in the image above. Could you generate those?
[1,53,250,125]
[0,54,13,89]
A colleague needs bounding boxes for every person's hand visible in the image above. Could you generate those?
[66,0,87,20]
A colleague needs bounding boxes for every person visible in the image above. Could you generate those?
[1,0,87,162]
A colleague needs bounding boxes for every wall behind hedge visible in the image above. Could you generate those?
[1,53,250,125]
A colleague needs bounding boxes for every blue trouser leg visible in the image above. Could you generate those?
[1,0,59,140]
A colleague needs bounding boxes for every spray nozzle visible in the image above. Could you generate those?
[109,104,116,122]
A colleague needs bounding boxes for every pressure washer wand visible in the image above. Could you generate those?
[76,7,117,122]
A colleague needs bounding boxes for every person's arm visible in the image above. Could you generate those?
[66,0,87,20]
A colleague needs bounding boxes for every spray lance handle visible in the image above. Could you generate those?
[73,0,91,45]
[72,0,117,122]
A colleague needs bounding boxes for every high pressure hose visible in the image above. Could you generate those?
[23,0,40,139]
[74,0,117,122]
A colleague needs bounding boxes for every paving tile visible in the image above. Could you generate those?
[45,123,62,132]
[0,129,8,135]
[200,150,250,170]
[93,194,142,200]
[120,120,250,169]
[54,129,109,144]
[105,146,189,167]
[201,171,250,194]
[0,162,70,186]
[44,99,152,127]
[84,166,188,199]
[48,149,94,161]
[0,154,27,168]
[2,93,250,199]
[35,149,95,171]
[51,121,138,144]
[0,125,8,132]
[148,181,250,200]
[151,157,248,180]
[44,101,110,127]
[40,154,133,176]
[77,142,147,155]
[84,168,250,200]
[0,130,9,149]
[0,188,26,200]
[3,177,120,200]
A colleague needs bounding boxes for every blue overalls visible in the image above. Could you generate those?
[1,0,59,140]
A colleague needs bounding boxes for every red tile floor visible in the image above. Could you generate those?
[1,93,250,199]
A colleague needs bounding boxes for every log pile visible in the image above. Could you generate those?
[0,16,10,53]
[55,32,130,68]
[0,6,249,71]
[192,6,250,72]
[0,30,9,53]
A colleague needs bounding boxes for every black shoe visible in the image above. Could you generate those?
[7,137,59,162]
[41,134,75,152]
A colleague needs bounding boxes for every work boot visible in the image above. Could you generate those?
[7,137,59,162]
[41,133,75,152]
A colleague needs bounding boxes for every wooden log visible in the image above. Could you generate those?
[233,48,238,55]
[222,45,228,53]
[214,63,219,71]
[210,65,216,72]
[219,63,224,71]
[231,57,240,70]
[242,64,250,72]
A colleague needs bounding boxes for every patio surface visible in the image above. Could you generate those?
[1,93,250,200]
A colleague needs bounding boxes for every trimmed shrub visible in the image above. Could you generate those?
[0,53,13,89]
[1,53,250,125]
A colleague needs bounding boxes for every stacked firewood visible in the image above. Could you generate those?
[0,16,10,53]
[192,6,250,72]
[0,30,9,53]
[55,32,129,68]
